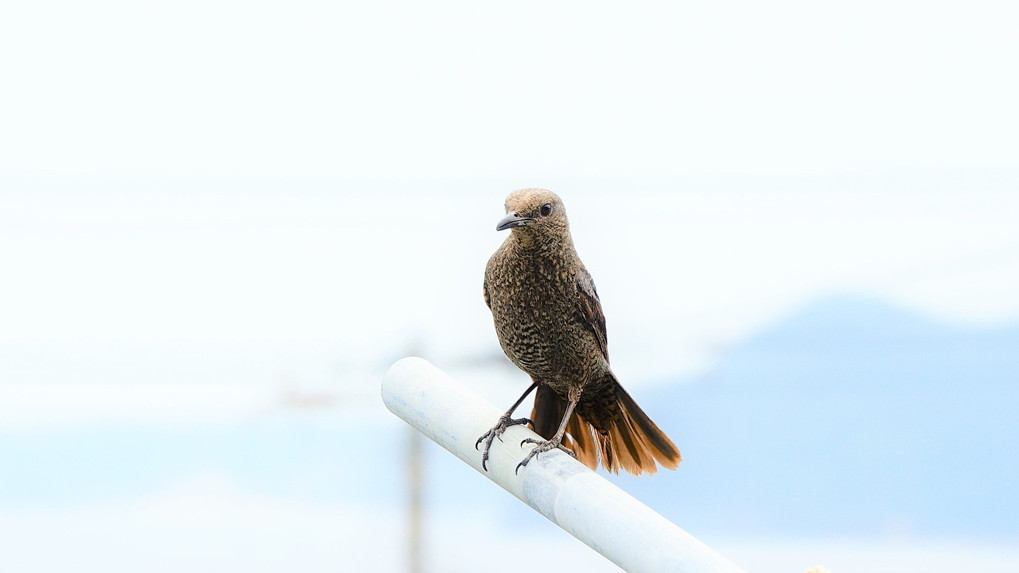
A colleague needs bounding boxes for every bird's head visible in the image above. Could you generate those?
[496,188,570,245]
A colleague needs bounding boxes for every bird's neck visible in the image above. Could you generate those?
[509,230,574,261]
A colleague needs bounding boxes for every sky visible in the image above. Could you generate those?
[2,3,1019,571]
[1,1,1017,179]
[1,0,1017,439]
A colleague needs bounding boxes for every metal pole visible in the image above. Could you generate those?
[381,357,747,573]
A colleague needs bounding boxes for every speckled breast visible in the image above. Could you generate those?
[485,250,605,390]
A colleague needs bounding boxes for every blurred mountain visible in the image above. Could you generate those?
[612,295,1019,538]
[5,294,1017,544]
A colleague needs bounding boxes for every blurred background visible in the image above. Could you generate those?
[1,2,1018,572]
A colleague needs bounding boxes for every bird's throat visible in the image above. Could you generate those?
[511,228,536,249]
[510,228,576,259]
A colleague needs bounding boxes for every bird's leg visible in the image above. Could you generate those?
[475,381,538,471]
[516,394,579,474]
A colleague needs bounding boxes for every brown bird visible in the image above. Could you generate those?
[476,188,681,476]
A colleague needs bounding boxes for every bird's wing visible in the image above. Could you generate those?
[483,279,491,309]
[576,266,609,363]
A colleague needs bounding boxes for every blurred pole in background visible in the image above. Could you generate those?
[407,428,423,573]
[404,338,426,573]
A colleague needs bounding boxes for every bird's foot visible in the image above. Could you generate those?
[515,437,576,474]
[475,415,532,471]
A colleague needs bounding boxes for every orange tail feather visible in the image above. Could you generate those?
[530,378,680,476]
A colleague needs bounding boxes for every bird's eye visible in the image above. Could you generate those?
[540,203,552,216]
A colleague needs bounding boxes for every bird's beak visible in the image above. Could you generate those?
[496,212,533,231]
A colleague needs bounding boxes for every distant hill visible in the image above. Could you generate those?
[5,294,1015,542]
[609,295,1019,538]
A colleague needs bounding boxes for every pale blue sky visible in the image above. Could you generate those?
[1,1,1017,178]
[1,0,1017,426]
[1,5,1018,571]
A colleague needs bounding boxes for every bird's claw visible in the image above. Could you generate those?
[514,437,576,474]
[519,437,576,458]
[475,415,531,471]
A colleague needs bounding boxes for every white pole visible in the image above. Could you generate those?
[381,357,747,573]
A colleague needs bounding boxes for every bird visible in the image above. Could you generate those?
[476,188,681,476]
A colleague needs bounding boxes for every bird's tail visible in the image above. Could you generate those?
[529,375,681,476]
